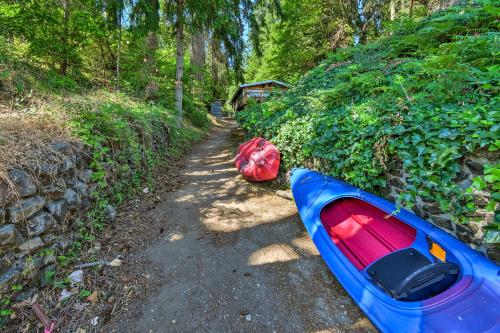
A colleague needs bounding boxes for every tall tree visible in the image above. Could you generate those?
[131,0,161,98]
[175,0,184,122]
[165,0,279,121]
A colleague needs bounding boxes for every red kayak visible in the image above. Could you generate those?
[235,137,280,181]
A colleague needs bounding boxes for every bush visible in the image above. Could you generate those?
[237,4,499,229]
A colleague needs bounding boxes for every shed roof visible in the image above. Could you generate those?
[230,80,289,104]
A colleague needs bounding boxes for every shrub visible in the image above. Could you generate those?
[237,4,499,232]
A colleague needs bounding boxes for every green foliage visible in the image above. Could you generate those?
[0,298,13,327]
[186,104,210,129]
[238,4,499,230]
[78,290,92,299]
[67,92,205,245]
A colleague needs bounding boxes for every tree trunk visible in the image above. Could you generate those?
[61,0,69,75]
[390,0,396,20]
[410,0,414,17]
[116,5,122,91]
[145,32,159,100]
[191,31,206,83]
[191,30,206,100]
[175,0,185,125]
[210,38,220,100]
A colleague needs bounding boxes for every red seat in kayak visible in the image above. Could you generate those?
[235,137,280,182]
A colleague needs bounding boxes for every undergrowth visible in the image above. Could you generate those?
[237,3,499,240]
[68,92,206,240]
[0,51,208,326]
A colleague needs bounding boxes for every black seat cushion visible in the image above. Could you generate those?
[367,248,459,301]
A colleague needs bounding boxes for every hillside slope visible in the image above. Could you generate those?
[237,3,499,256]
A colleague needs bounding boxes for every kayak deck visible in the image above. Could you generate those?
[320,198,416,270]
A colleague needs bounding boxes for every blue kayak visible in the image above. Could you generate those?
[290,168,499,333]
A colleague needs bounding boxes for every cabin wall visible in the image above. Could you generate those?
[232,83,288,111]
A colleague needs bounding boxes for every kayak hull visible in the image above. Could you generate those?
[235,137,280,181]
[290,168,500,333]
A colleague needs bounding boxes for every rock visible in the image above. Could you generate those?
[422,201,442,215]
[388,177,404,189]
[0,208,5,224]
[0,260,24,290]
[464,159,484,175]
[454,172,468,182]
[59,288,73,301]
[0,181,10,206]
[19,237,44,253]
[0,224,20,249]
[64,176,77,187]
[23,255,43,282]
[27,212,57,236]
[51,141,71,154]
[58,238,72,250]
[41,233,58,246]
[64,188,81,206]
[13,288,37,302]
[457,178,472,190]
[430,214,452,230]
[61,158,75,172]
[45,200,68,222]
[456,224,473,244]
[73,180,88,197]
[68,270,83,284]
[486,245,500,263]
[81,198,91,210]
[8,169,37,197]
[41,184,66,200]
[109,258,122,267]
[8,196,46,223]
[390,169,403,177]
[78,169,93,183]
[35,163,59,177]
[73,152,83,168]
[413,206,429,219]
[106,204,117,221]
[472,191,490,207]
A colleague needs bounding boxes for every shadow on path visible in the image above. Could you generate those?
[106,121,375,333]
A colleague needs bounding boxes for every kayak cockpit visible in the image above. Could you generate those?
[320,198,417,270]
[320,198,460,301]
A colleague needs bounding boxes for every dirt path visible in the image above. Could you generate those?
[105,121,375,333]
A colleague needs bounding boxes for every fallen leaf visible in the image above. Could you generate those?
[87,291,99,305]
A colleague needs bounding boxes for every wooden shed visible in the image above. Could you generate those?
[230,80,289,112]
[210,99,225,118]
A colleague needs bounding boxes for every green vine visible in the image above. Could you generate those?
[237,4,499,239]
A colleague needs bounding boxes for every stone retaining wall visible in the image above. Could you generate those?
[380,150,498,261]
[293,150,499,261]
[0,141,102,293]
